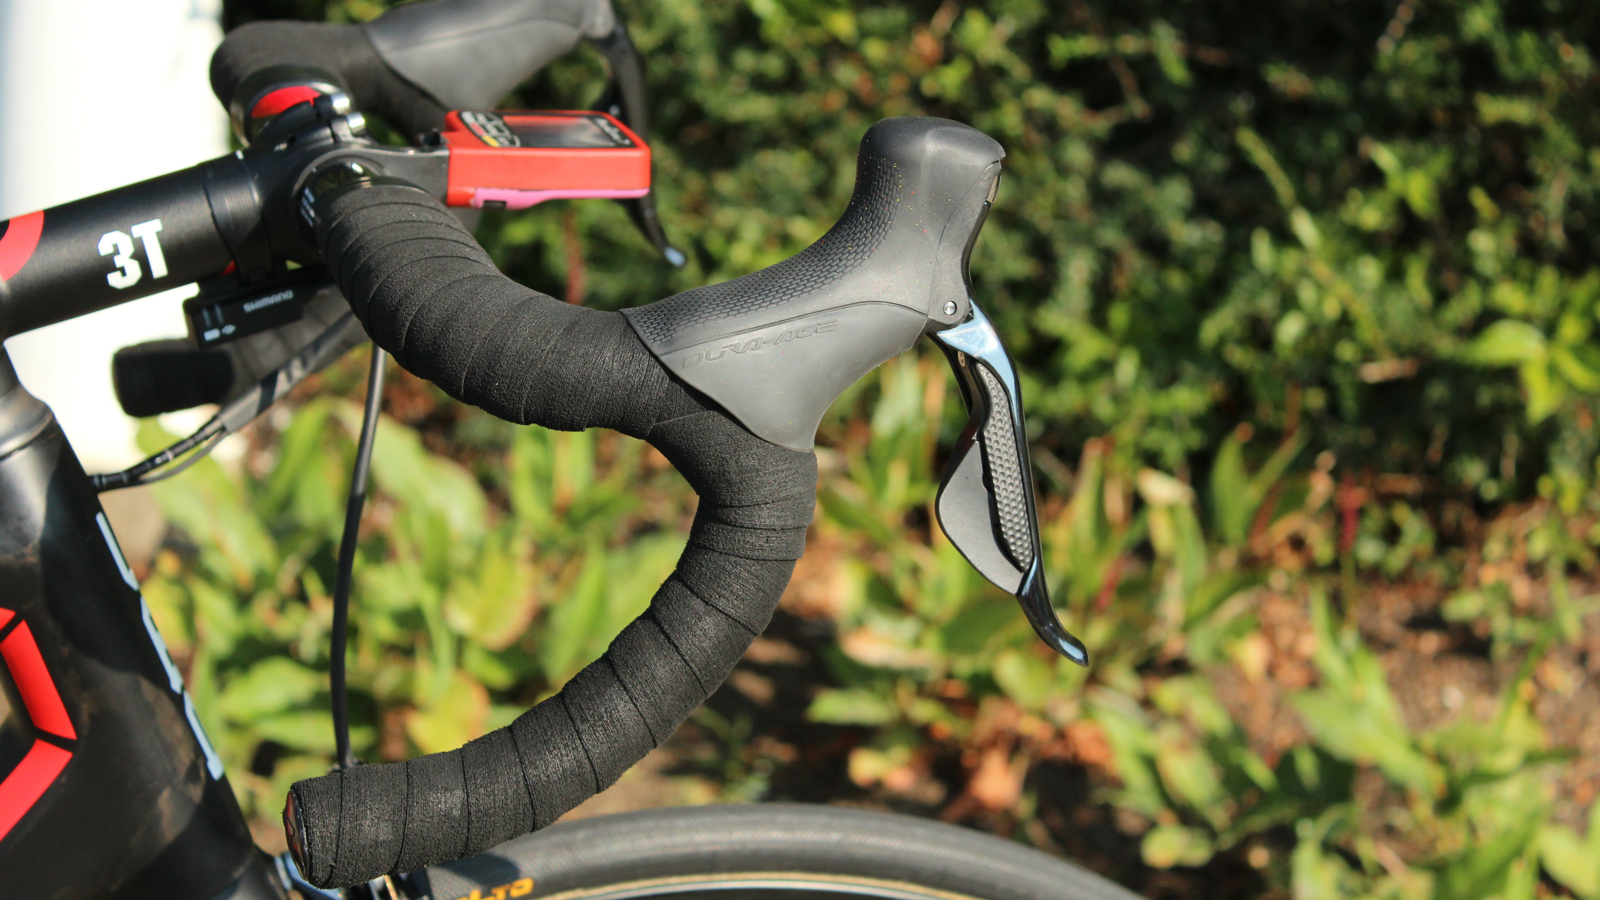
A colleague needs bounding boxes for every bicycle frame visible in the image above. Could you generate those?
[0,351,283,899]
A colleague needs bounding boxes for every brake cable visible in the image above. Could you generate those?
[330,345,385,771]
[89,420,226,492]
[88,300,383,769]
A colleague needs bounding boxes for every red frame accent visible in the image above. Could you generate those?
[0,609,75,844]
[0,743,71,842]
[1,624,75,740]
[440,110,650,207]
[0,211,44,282]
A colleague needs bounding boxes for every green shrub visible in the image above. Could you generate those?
[227,0,1600,496]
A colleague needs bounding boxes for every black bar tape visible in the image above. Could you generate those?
[288,182,817,889]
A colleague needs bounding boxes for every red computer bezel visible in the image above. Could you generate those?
[440,110,651,208]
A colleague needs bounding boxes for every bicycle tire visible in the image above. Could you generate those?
[418,804,1141,900]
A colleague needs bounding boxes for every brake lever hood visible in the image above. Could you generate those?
[623,116,1086,664]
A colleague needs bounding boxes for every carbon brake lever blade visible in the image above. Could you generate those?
[592,21,686,267]
[930,303,1088,666]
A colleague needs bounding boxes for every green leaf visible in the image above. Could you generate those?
[443,537,537,650]
[1235,127,1296,209]
[1295,594,1441,792]
[1151,677,1232,737]
[405,672,489,755]
[1208,430,1304,548]
[1153,723,1227,827]
[1294,690,1438,791]
[938,595,1020,655]
[1292,814,1354,900]
[1089,692,1167,817]
[355,407,487,543]
[217,658,324,721]
[251,711,370,754]
[1289,207,1322,251]
[807,688,898,725]
[1464,321,1548,367]
[1150,21,1192,86]
[537,544,610,683]
[1521,359,1566,423]
[1142,824,1215,869]
[1433,814,1543,900]
[992,649,1056,713]
[1185,569,1263,627]
[1046,33,1106,66]
[1136,468,1196,507]
[1539,823,1599,899]
[1551,345,1600,392]
[1209,435,1250,545]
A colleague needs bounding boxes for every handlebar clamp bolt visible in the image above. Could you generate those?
[334,111,368,139]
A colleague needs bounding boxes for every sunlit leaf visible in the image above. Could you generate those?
[217,658,325,722]
[404,671,490,755]
[1142,824,1214,869]
[1464,321,1547,367]
[1433,814,1542,900]
[808,688,898,725]
[1539,822,1599,899]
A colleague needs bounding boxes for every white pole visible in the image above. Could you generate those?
[0,0,226,471]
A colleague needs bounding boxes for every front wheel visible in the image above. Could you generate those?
[415,804,1140,900]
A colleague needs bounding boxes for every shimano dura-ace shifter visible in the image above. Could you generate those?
[624,117,1088,665]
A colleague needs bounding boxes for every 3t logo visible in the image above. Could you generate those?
[98,219,168,289]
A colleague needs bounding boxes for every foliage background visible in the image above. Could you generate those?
[140,0,1600,897]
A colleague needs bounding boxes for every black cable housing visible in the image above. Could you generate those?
[330,346,387,771]
[90,418,225,493]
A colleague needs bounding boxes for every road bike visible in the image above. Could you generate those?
[0,1,1133,897]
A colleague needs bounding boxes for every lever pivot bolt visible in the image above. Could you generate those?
[943,300,958,316]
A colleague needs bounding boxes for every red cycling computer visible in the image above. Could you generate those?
[440,110,651,210]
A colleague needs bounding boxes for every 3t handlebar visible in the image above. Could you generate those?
[284,116,1088,889]
[0,164,244,336]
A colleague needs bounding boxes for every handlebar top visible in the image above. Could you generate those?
[210,0,683,262]
[212,0,617,140]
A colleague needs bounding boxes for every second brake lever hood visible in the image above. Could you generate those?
[590,21,686,266]
[363,0,617,113]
